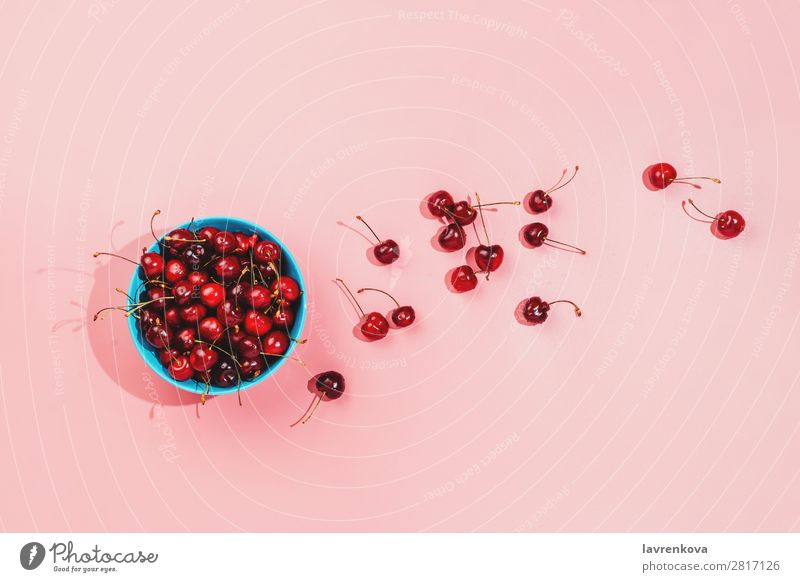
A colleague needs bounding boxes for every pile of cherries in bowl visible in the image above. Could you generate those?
[94,214,306,401]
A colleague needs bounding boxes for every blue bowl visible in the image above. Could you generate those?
[127,216,306,396]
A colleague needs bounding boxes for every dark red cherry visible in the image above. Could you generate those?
[159,349,180,366]
[426,190,454,217]
[147,287,170,308]
[164,228,195,250]
[391,305,416,328]
[214,367,238,388]
[263,330,289,355]
[244,310,272,336]
[522,222,548,247]
[522,296,581,325]
[450,265,477,292]
[163,306,181,327]
[173,327,197,351]
[212,256,242,282]
[198,317,224,342]
[438,222,466,251]
[450,200,477,226]
[199,282,225,308]
[291,371,346,426]
[271,276,301,302]
[139,308,158,331]
[356,215,400,265]
[273,307,295,328]
[189,343,218,373]
[526,166,579,214]
[179,303,206,324]
[144,324,171,349]
[140,252,164,278]
[164,259,188,284]
[216,300,245,327]
[167,355,194,381]
[475,244,504,272]
[253,240,281,264]
[181,243,206,269]
[187,270,209,287]
[712,210,746,239]
[236,335,262,359]
[196,225,219,244]
[361,312,389,340]
[239,357,265,379]
[212,231,237,254]
[245,284,271,309]
[172,280,194,305]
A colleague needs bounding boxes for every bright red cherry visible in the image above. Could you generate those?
[336,278,389,340]
[475,244,504,273]
[644,162,720,191]
[239,357,265,380]
[272,307,295,328]
[196,225,219,244]
[291,370,345,427]
[450,198,520,226]
[189,343,218,373]
[262,330,289,356]
[236,335,262,359]
[245,284,271,309]
[163,306,181,327]
[521,223,587,254]
[253,240,281,264]
[356,215,400,264]
[527,165,579,214]
[199,282,225,307]
[450,265,478,292]
[172,280,194,305]
[437,222,466,251]
[164,259,188,284]
[234,232,258,254]
[144,323,171,349]
[140,252,164,278]
[212,255,242,282]
[163,228,196,251]
[682,198,745,240]
[216,300,245,327]
[187,270,209,287]
[159,349,180,366]
[179,303,206,324]
[212,231,237,254]
[173,327,197,351]
[167,355,194,381]
[426,190,454,217]
[522,296,582,325]
[270,276,301,302]
[198,317,224,342]
[243,310,272,336]
[358,287,416,328]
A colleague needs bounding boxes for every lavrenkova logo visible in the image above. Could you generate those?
[20,542,46,570]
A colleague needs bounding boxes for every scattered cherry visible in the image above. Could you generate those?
[336,278,389,340]
[437,222,466,251]
[681,198,745,239]
[356,215,400,264]
[527,165,579,214]
[450,265,478,293]
[475,245,504,273]
[522,296,582,325]
[290,370,345,427]
[426,190,454,217]
[521,223,586,254]
[644,162,720,190]
[358,287,416,328]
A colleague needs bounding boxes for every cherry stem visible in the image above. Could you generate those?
[547,165,579,194]
[260,352,305,365]
[92,251,137,266]
[150,209,161,242]
[549,300,582,317]
[355,215,381,244]
[675,175,721,184]
[290,394,322,428]
[290,337,308,344]
[164,236,206,243]
[543,238,587,255]
[335,278,365,317]
[198,340,240,365]
[472,201,521,209]
[357,287,400,308]
[92,296,174,321]
[682,199,715,224]
[115,287,135,302]
[474,192,491,248]
[671,181,702,190]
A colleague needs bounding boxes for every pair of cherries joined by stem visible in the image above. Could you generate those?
[355,216,400,265]
[336,278,415,340]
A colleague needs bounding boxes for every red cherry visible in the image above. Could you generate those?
[244,310,272,336]
[140,252,164,278]
[682,198,745,240]
[233,232,257,254]
[164,259,187,283]
[522,296,581,325]
[526,166,579,214]
[437,222,466,251]
[179,303,206,324]
[159,349,180,366]
[147,287,170,308]
[475,244,504,272]
[199,282,225,308]
[253,240,281,264]
[291,371,345,426]
[521,223,586,254]
[357,287,416,329]
[144,324,171,349]
[189,343,218,373]
[360,312,389,340]
[239,357,265,379]
[212,231,237,254]
[172,280,194,305]
[271,276,301,302]
[196,225,219,244]
[356,216,400,265]
[173,327,197,351]
[163,306,181,327]
[450,265,478,292]
[187,270,209,287]
[273,307,295,328]
[167,355,194,381]
[236,335,262,359]
[644,163,720,191]
[245,284,271,309]
[263,330,289,355]
[212,256,242,282]
[216,300,245,327]
[426,190,454,217]
[198,317,224,342]
[450,200,477,226]
[164,228,195,251]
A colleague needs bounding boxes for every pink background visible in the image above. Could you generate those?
[1,0,799,532]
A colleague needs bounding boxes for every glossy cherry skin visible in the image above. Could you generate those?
[196,226,219,245]
[182,243,206,269]
[214,367,238,387]
[189,343,218,373]
[212,256,242,282]
[527,190,552,214]
[173,327,197,351]
[216,300,245,327]
[271,276,301,302]
[450,200,477,226]
[199,282,225,308]
[712,210,746,239]
[139,308,159,331]
[273,307,295,328]
[239,357,265,380]
[263,330,289,355]
[140,252,164,278]
[438,223,466,251]
[144,324,171,349]
[172,280,194,305]
[212,231,237,254]
[391,306,416,328]
[644,163,677,190]
[147,287,170,308]
[374,240,400,265]
[187,270,209,287]
[159,349,181,366]
[522,296,550,325]
[309,370,345,400]
[164,259,188,284]
[234,232,258,255]
[179,303,206,324]
[253,240,281,264]
[167,355,194,381]
[165,228,195,251]
[163,306,181,327]
[244,310,272,336]
[245,285,271,309]
[426,190,454,217]
[450,265,478,292]
[236,335,262,359]
[361,312,389,340]
[198,317,224,342]
[475,244,504,272]
[522,222,548,247]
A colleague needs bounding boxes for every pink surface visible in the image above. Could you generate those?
[1,0,799,532]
